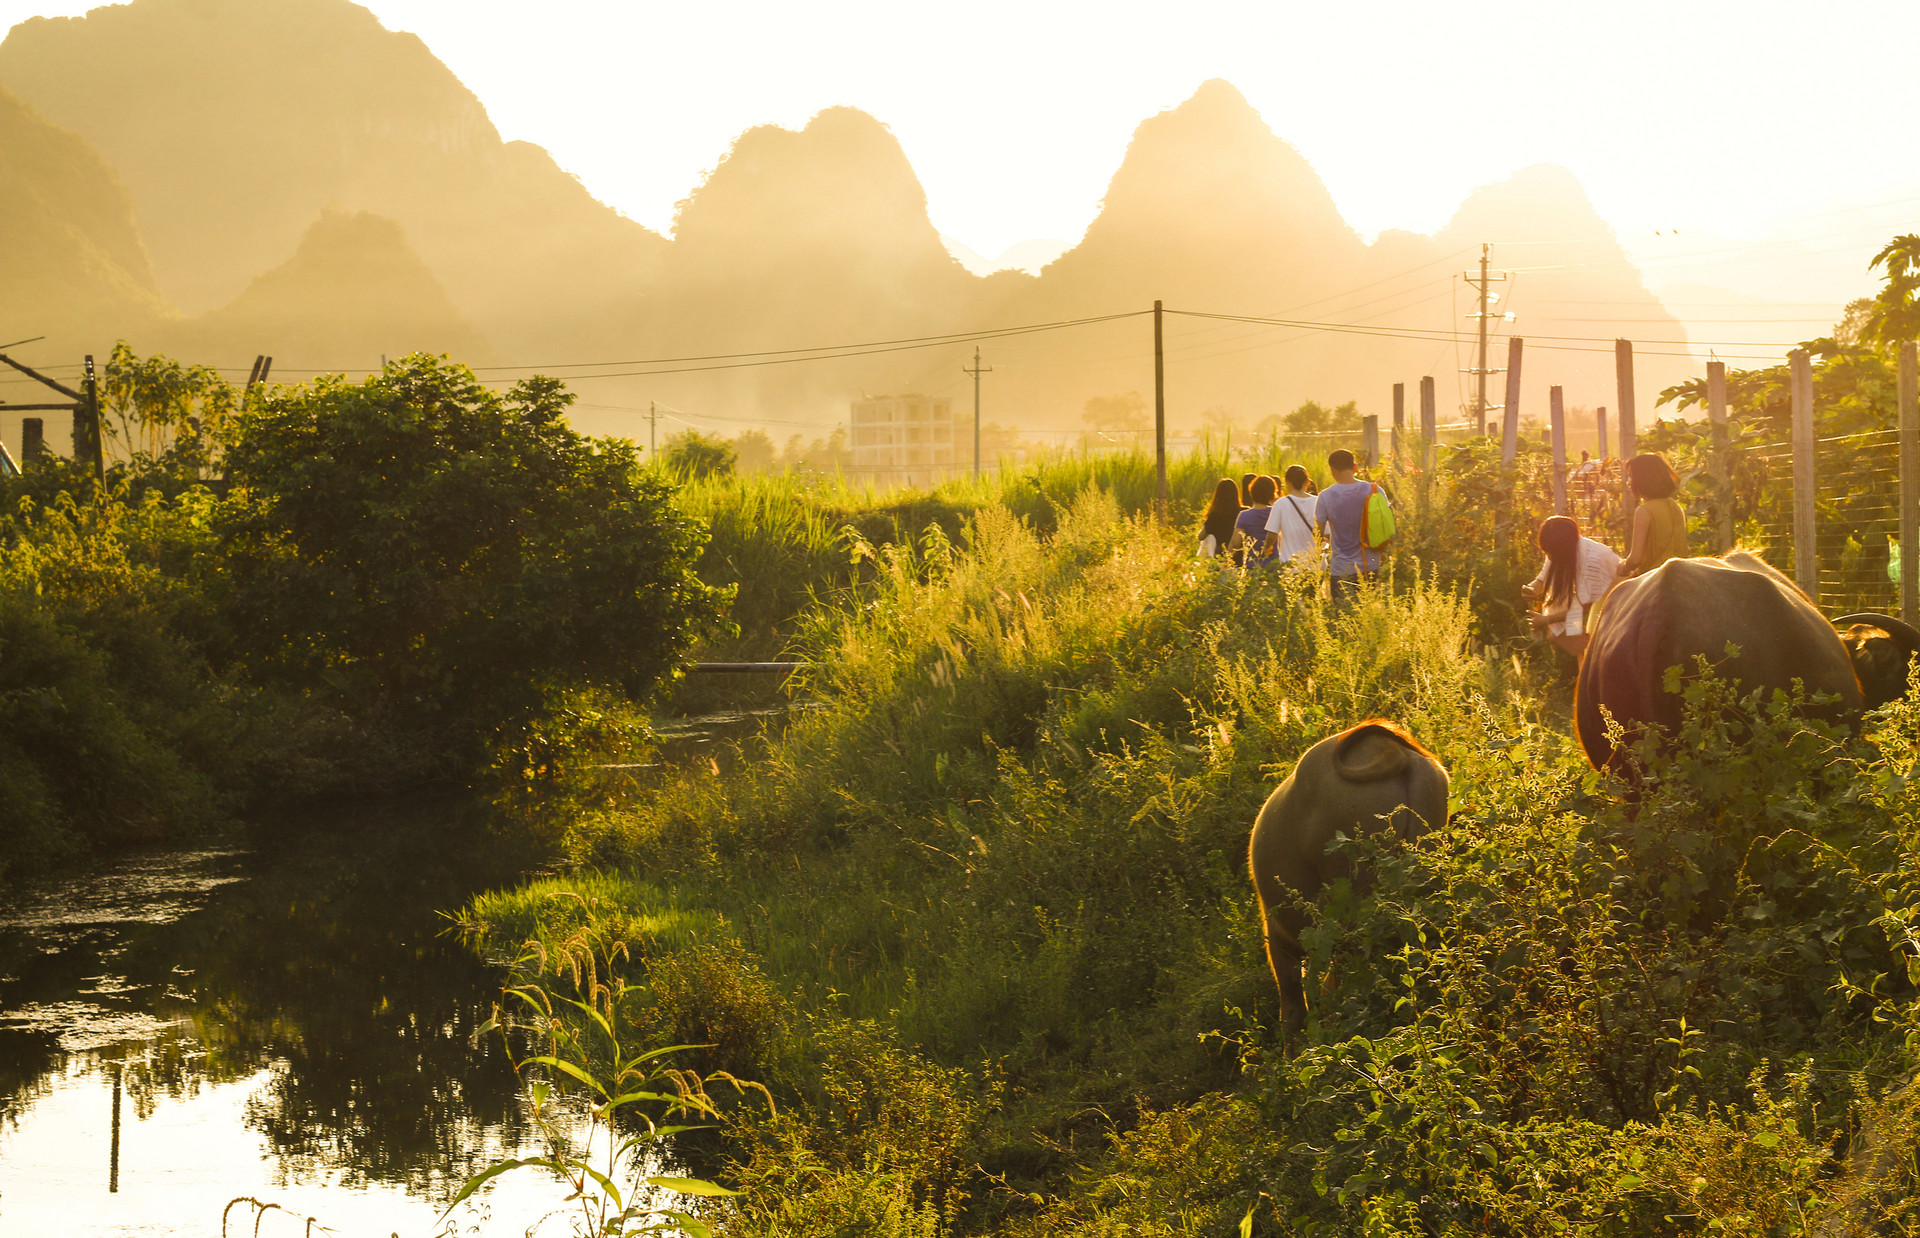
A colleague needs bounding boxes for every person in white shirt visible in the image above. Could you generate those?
[1522,514,1621,657]
[1260,465,1319,569]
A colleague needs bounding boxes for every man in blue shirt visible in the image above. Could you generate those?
[1315,449,1386,612]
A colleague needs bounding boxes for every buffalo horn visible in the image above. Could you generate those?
[1832,612,1920,655]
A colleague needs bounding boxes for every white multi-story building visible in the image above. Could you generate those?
[850,394,955,488]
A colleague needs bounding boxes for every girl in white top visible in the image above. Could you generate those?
[1261,465,1319,567]
[1522,515,1621,657]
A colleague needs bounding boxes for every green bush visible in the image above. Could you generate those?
[216,355,728,777]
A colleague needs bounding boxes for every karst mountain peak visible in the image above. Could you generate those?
[0,6,1688,428]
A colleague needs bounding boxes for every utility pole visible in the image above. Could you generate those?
[963,346,992,477]
[647,400,660,462]
[1462,243,1510,435]
[1153,299,1167,513]
[82,353,102,483]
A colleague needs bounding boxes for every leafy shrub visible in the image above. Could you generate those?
[216,355,728,777]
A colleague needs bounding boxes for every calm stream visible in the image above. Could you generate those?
[0,802,572,1237]
[0,708,784,1235]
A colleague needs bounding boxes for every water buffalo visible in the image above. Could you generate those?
[1574,552,1862,770]
[1248,720,1449,1034]
[1832,613,1920,709]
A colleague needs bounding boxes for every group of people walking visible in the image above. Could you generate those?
[1195,449,1387,608]
[1196,445,1692,647]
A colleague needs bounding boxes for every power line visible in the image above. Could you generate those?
[219,311,1150,377]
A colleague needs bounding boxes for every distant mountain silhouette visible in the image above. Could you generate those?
[637,105,992,418]
[0,0,664,359]
[173,209,487,371]
[0,83,170,357]
[0,0,1696,444]
[986,84,1690,434]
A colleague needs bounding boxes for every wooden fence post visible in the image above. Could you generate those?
[1707,360,1732,554]
[21,417,43,460]
[1550,386,1568,515]
[1392,382,1405,466]
[1616,341,1638,526]
[1901,341,1917,624]
[1362,414,1380,469]
[1790,348,1817,598]
[1501,336,1523,465]
[1420,375,1436,471]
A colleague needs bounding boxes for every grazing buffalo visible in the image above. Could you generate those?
[1574,553,1862,770]
[1248,720,1449,1034]
[1832,613,1920,710]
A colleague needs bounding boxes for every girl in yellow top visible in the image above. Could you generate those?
[1618,453,1690,578]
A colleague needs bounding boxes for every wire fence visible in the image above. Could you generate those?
[1737,427,1905,617]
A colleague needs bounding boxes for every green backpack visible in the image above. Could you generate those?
[1361,482,1396,552]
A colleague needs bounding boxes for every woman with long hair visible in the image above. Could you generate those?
[1196,477,1243,560]
[1618,453,1689,578]
[1522,514,1620,656]
[1261,464,1319,567]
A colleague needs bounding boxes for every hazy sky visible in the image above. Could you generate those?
[5,0,1920,263]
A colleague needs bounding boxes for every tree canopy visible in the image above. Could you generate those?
[216,355,726,771]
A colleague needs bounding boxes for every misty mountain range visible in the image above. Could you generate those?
[0,0,1699,448]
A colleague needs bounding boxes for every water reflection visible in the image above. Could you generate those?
[0,802,564,1234]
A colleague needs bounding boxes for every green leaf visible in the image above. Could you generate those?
[657,1211,715,1238]
[1752,1131,1781,1148]
[440,1156,554,1214]
[526,1054,610,1098]
[647,1175,743,1197]
[1239,1203,1256,1238]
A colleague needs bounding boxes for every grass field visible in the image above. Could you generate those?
[464,449,1920,1236]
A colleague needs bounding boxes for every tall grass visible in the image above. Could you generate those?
[459,441,1920,1235]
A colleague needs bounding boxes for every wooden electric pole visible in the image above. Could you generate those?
[1463,244,1508,436]
[963,346,992,477]
[1153,299,1167,513]
[82,354,101,479]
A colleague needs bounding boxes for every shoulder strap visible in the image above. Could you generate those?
[1285,495,1311,527]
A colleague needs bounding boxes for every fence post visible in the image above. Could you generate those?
[1362,414,1380,469]
[1901,341,1917,624]
[1391,382,1405,466]
[1616,341,1637,529]
[1501,337,1523,465]
[21,417,43,460]
[1597,406,1609,460]
[1550,386,1568,515]
[1707,360,1732,554]
[1420,375,1436,471]
[1790,348,1817,598]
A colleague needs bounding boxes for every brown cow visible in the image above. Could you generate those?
[1574,552,1862,770]
[1248,720,1449,1034]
